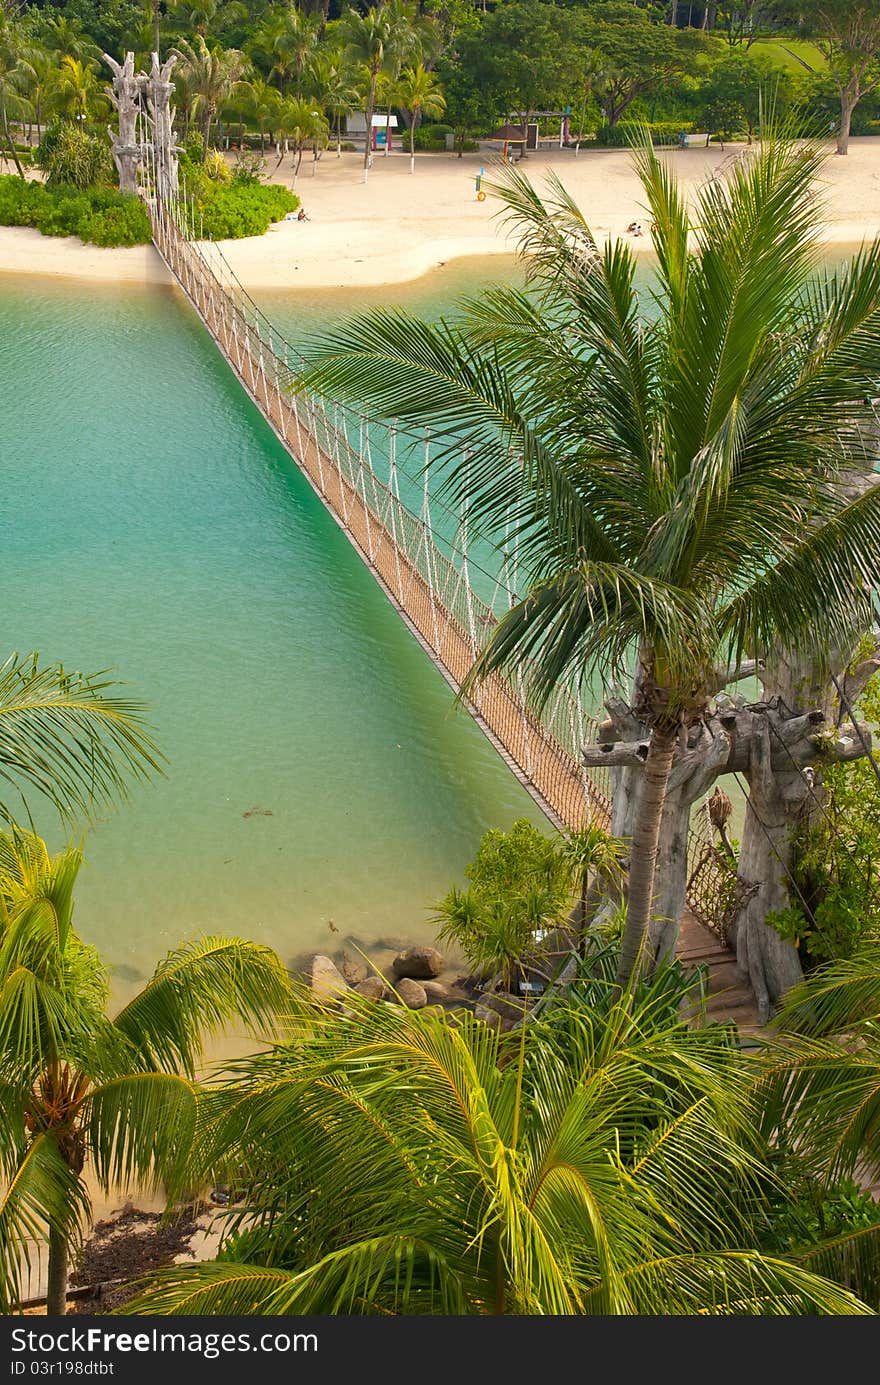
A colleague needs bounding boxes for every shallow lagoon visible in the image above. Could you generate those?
[0,263,546,997]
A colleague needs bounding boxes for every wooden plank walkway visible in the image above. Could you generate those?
[677,910,762,1039]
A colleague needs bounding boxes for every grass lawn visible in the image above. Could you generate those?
[749,37,827,73]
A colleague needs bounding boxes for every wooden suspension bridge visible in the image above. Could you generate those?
[128,59,751,1024]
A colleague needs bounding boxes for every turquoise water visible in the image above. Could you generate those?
[0,267,547,995]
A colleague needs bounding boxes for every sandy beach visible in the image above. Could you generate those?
[1,136,879,290]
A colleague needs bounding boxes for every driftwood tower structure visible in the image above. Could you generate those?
[105,50,179,202]
[144,51,179,203]
[104,51,142,196]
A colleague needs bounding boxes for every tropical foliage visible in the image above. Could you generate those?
[0,829,293,1314]
[296,133,880,988]
[433,818,571,988]
[127,966,873,1315]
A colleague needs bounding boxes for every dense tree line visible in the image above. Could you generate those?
[2,0,879,172]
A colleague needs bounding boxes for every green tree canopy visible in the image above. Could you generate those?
[126,975,872,1314]
[294,135,880,986]
[576,1,715,125]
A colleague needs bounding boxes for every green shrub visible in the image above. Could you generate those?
[197,180,298,239]
[412,122,453,151]
[0,176,49,226]
[411,126,445,151]
[35,189,92,236]
[183,131,206,164]
[78,195,151,247]
[767,673,880,968]
[37,121,114,191]
[594,121,694,148]
[0,174,152,247]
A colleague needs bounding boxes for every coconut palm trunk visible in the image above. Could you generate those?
[292,135,880,1011]
[47,1226,69,1316]
[616,723,678,985]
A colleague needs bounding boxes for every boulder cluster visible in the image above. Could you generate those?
[308,944,526,1031]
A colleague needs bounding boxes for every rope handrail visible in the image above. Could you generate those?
[143,185,733,936]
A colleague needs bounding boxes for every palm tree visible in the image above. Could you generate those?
[0,20,32,177]
[126,977,870,1314]
[276,95,327,182]
[559,822,626,941]
[0,828,293,1315]
[305,51,359,157]
[249,7,320,98]
[54,55,108,124]
[171,36,245,150]
[396,61,445,173]
[22,48,57,144]
[375,0,423,158]
[238,75,281,153]
[341,3,394,181]
[38,16,99,65]
[168,0,220,38]
[294,135,880,988]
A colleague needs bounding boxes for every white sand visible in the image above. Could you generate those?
[2,136,879,290]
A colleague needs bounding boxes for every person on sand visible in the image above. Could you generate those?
[297,207,309,222]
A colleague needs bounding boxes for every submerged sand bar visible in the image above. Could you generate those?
[1,139,878,290]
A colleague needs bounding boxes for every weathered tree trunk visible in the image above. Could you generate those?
[105,51,144,196]
[47,1225,68,1316]
[616,723,678,985]
[836,79,859,156]
[650,721,733,961]
[733,644,880,1020]
[733,712,806,1024]
[587,652,875,1004]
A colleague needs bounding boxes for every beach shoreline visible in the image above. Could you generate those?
[2,138,879,291]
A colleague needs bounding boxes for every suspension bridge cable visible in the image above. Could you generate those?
[188,231,526,606]
[196,230,536,579]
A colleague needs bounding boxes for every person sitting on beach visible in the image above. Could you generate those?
[297,207,309,222]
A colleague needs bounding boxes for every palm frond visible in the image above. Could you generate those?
[588,1249,871,1315]
[793,1222,880,1309]
[0,653,163,827]
[84,1071,199,1197]
[111,936,293,1077]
